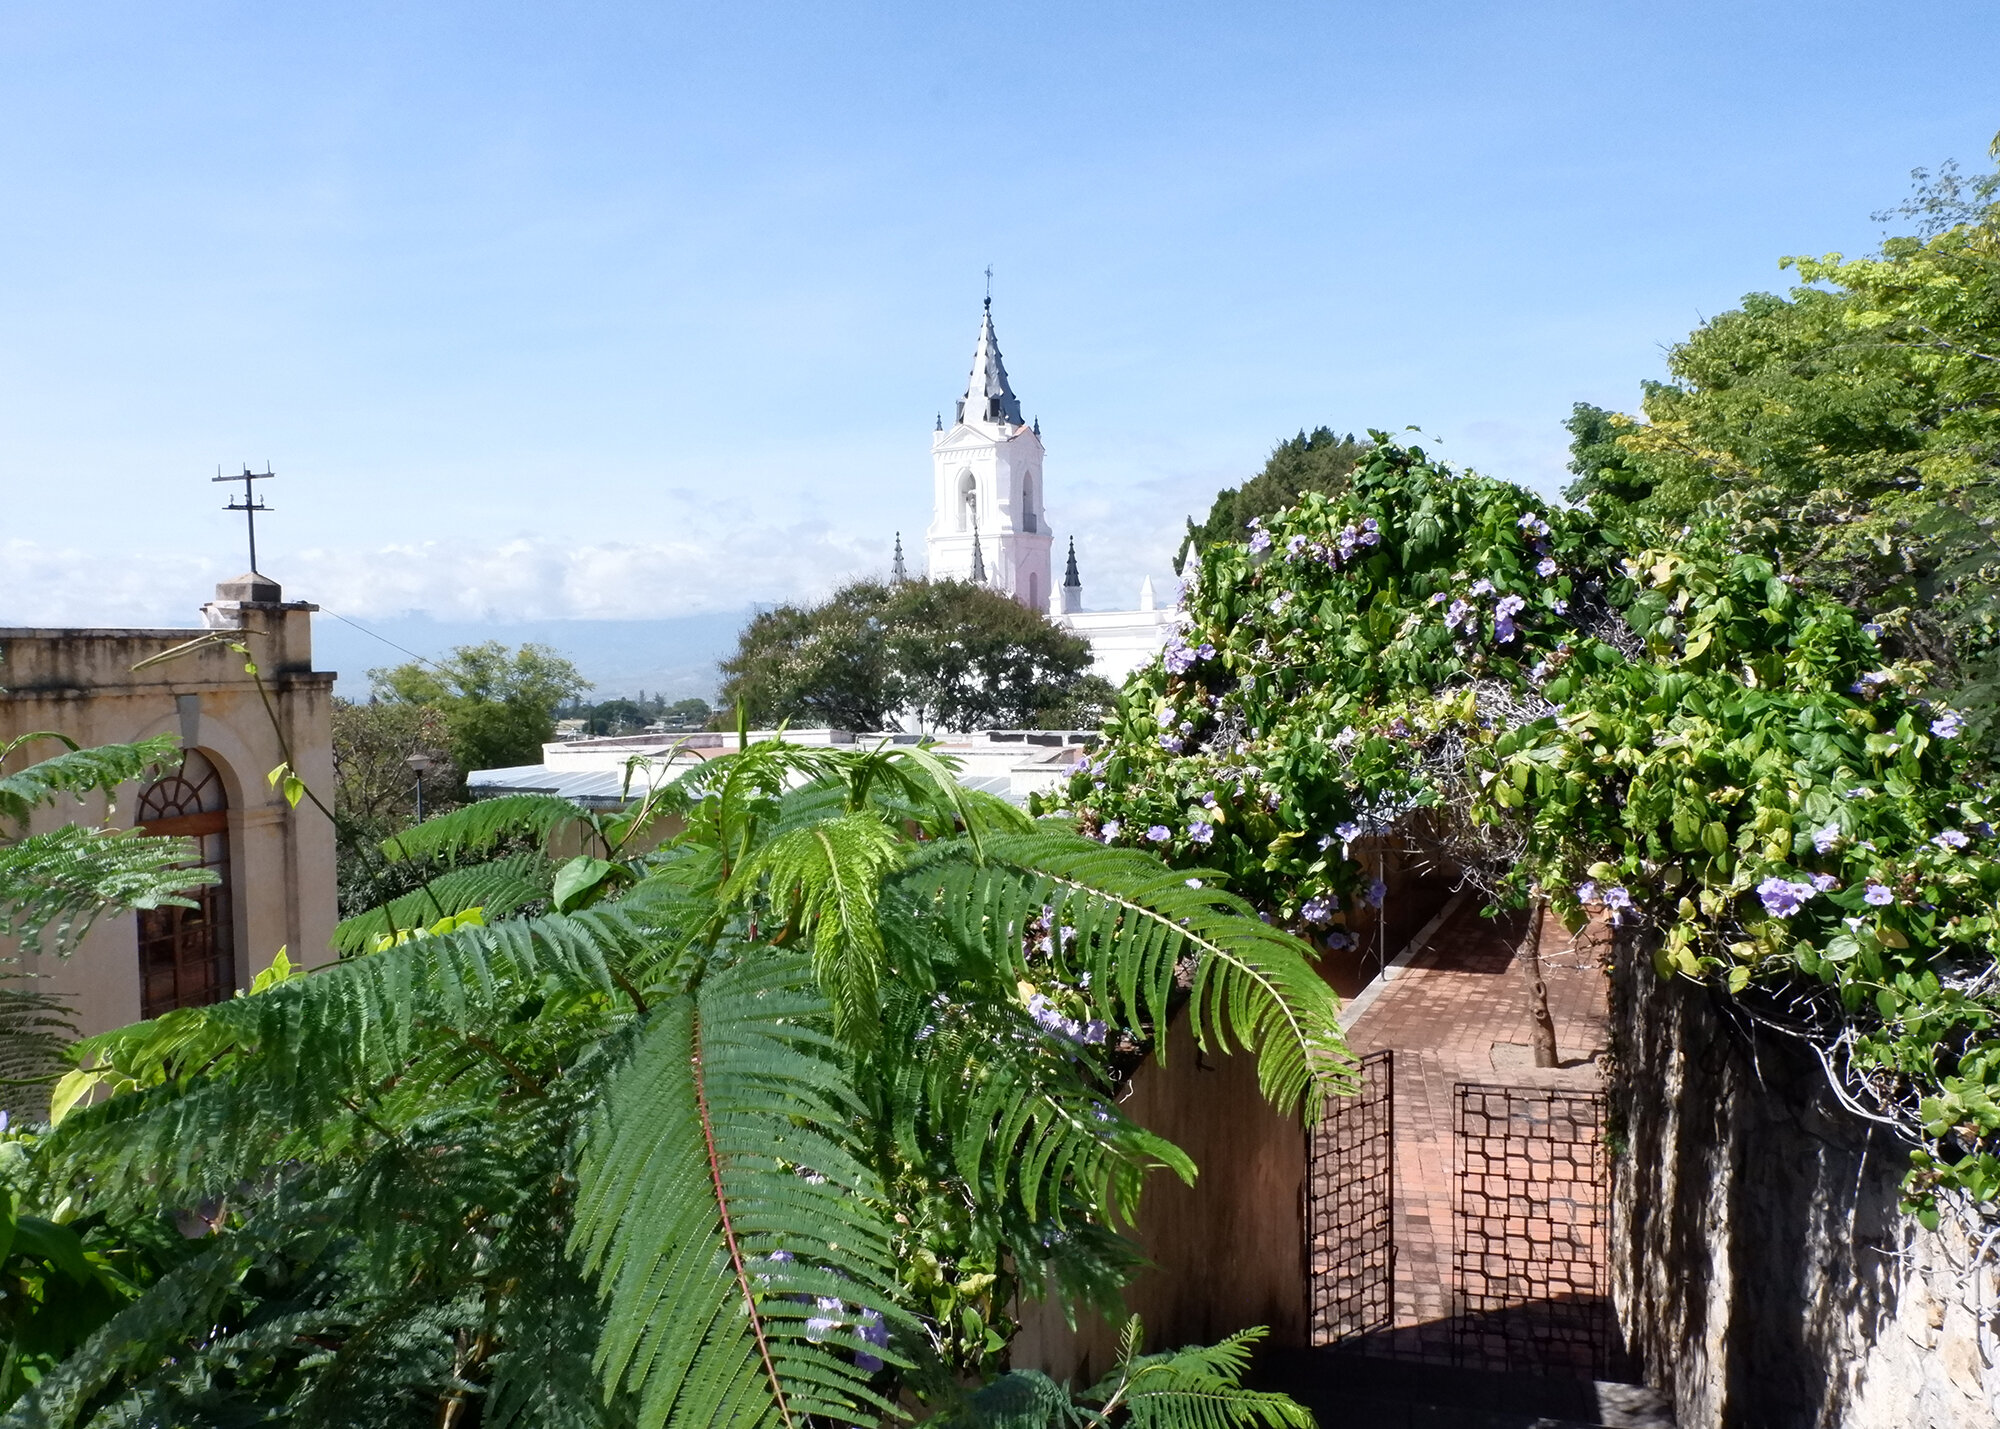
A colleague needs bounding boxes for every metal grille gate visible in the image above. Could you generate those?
[1306,1049,1394,1345]
[1452,1084,1615,1378]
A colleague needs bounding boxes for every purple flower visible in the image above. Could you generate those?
[1933,712,1967,739]
[1301,894,1337,925]
[1079,1019,1106,1045]
[1602,886,1634,913]
[1099,820,1122,842]
[1810,873,1839,892]
[1862,622,1883,637]
[1863,882,1895,907]
[1551,598,1569,615]
[1185,877,1204,888]
[858,1309,888,1373]
[1188,819,1215,845]
[1286,534,1310,556]
[1518,513,1552,538]
[1075,756,1094,777]
[1201,791,1218,809]
[1269,593,1292,615]
[1445,598,1473,631]
[1317,834,1334,851]
[1248,529,1272,555]
[1362,878,1388,909]
[1812,823,1840,854]
[1325,929,1354,950]
[1536,557,1558,578]
[1265,789,1282,810]
[1428,591,1447,605]
[1336,820,1362,843]
[1756,876,1816,918]
[1933,829,1971,851]
[1160,734,1184,754]
[1146,824,1171,843]
[1196,641,1216,660]
[1575,880,1598,904]
[1164,640,1197,674]
[1470,578,1496,597]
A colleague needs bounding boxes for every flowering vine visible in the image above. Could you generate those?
[1041,437,2000,1224]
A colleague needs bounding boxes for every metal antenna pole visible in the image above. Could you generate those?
[213,465,275,572]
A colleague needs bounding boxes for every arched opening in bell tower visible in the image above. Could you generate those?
[957,471,977,531]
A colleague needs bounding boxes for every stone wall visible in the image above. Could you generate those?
[1610,940,2000,1427]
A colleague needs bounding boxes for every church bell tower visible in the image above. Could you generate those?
[926,300,1054,612]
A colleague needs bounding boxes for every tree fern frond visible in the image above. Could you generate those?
[937,1369,1079,1429]
[0,825,213,957]
[867,957,1192,1228]
[721,813,904,1044]
[571,951,908,1429]
[0,734,182,825]
[0,1237,254,1429]
[330,854,553,954]
[898,832,1354,1119]
[43,909,669,1213]
[380,794,589,864]
[1087,1322,1314,1429]
[0,978,76,1122]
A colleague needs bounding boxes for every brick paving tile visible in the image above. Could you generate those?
[1339,899,1611,1344]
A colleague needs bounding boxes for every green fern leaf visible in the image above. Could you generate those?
[380,793,589,864]
[897,831,1355,1120]
[0,734,182,825]
[330,854,553,954]
[720,813,904,1044]
[0,825,214,958]
[571,951,908,1429]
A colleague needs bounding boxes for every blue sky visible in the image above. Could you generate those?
[3,1,1996,634]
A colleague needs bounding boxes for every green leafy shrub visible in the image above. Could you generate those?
[1059,438,2000,1218]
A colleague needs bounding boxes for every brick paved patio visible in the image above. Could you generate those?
[1340,895,1612,1357]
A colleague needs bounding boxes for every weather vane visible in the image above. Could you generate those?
[214,464,275,572]
[984,264,993,308]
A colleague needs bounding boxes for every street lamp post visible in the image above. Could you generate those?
[406,751,435,823]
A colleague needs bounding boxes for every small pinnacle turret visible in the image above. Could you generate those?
[970,529,987,583]
[1060,537,1082,613]
[892,533,908,581]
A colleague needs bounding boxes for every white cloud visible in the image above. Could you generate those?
[0,523,888,628]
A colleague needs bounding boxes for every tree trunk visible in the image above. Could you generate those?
[1522,900,1559,1068]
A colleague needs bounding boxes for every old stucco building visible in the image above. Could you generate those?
[0,572,337,1037]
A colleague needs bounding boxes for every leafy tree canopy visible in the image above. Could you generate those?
[1565,132,2000,744]
[719,578,1096,732]
[1180,427,1370,569]
[371,641,592,774]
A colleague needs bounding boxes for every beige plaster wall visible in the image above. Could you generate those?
[0,600,338,1038]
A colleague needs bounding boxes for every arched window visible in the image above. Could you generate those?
[1022,472,1039,533]
[957,471,977,531]
[1028,571,1041,610]
[135,750,235,1016]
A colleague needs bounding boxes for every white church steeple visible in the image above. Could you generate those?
[926,299,1053,612]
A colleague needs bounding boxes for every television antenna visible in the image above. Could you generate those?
[214,464,275,572]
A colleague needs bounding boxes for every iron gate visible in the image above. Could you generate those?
[1306,1048,1394,1345]
[1452,1083,1615,1378]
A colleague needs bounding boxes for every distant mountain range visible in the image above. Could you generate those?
[311,610,751,701]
